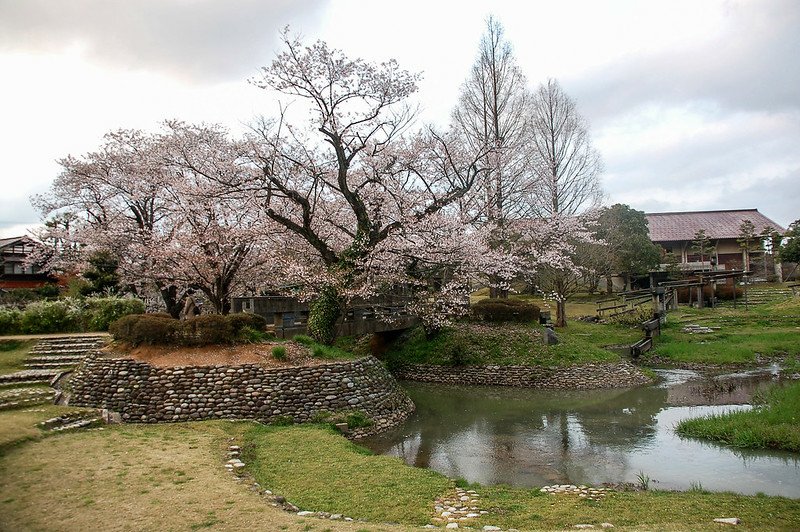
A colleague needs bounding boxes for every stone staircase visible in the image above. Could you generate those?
[0,335,108,386]
[717,287,793,307]
[24,335,107,370]
[39,411,101,432]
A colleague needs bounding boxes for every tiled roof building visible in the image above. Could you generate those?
[0,235,51,289]
[644,209,784,271]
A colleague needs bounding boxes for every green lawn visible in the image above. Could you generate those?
[1,400,798,530]
[676,381,800,452]
[243,424,800,531]
[0,340,34,375]
[385,321,640,367]
[644,298,800,365]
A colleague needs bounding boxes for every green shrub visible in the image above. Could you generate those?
[184,315,233,345]
[344,410,373,429]
[471,298,540,323]
[237,326,274,343]
[271,415,295,426]
[226,312,267,333]
[109,313,273,346]
[82,297,145,331]
[128,315,179,346]
[19,299,82,333]
[0,307,22,334]
[271,345,287,360]
[443,335,469,366]
[293,334,314,345]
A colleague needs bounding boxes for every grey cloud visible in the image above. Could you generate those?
[0,0,327,81]
[571,0,800,124]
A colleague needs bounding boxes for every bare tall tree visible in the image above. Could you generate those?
[452,16,531,223]
[528,79,603,218]
[526,79,604,326]
[452,16,530,298]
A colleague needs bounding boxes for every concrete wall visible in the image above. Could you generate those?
[68,355,413,437]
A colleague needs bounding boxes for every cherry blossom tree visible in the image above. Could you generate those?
[237,31,491,343]
[34,123,274,315]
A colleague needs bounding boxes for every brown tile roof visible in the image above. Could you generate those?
[645,209,785,242]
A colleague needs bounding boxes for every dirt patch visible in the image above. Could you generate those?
[99,342,330,368]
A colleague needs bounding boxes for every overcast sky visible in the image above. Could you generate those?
[1,0,798,238]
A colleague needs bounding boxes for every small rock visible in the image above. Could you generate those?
[713,518,740,525]
[297,511,314,516]
[446,524,459,530]
[574,526,595,530]
[423,526,437,529]
[274,495,286,504]
[329,514,341,520]
[600,524,615,529]
[483,527,501,531]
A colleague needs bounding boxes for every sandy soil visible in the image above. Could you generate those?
[100,341,328,368]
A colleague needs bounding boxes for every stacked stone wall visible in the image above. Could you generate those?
[392,361,651,389]
[68,356,413,436]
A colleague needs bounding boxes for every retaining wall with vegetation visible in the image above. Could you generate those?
[392,361,652,389]
[68,355,413,437]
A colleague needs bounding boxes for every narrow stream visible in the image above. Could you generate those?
[360,368,800,497]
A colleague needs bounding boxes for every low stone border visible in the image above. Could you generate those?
[392,361,652,389]
[67,355,414,437]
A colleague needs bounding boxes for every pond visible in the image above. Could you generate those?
[360,367,800,497]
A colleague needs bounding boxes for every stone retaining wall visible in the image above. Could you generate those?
[392,361,651,389]
[68,355,413,437]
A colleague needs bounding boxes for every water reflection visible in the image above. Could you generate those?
[360,370,800,497]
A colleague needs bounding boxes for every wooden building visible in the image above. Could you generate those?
[0,236,51,289]
[645,209,784,274]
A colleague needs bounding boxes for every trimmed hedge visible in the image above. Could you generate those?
[109,312,268,346]
[471,298,540,323]
[0,297,145,335]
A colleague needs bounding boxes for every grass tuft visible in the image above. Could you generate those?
[676,381,800,452]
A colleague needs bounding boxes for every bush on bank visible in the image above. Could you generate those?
[0,297,145,335]
[471,298,540,323]
[109,312,268,346]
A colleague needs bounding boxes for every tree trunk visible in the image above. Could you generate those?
[555,300,567,327]
[307,286,342,345]
[158,284,184,319]
[605,275,613,295]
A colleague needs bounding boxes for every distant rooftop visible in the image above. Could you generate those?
[645,209,785,242]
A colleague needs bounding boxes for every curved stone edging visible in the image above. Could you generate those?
[67,355,413,437]
[392,361,652,389]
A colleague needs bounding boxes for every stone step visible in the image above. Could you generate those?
[30,347,99,355]
[0,370,60,384]
[33,336,107,343]
[24,362,79,370]
[40,415,100,432]
[51,418,99,431]
[28,355,88,363]
[0,379,53,388]
[0,391,56,410]
[31,344,102,353]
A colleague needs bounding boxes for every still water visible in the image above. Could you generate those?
[360,368,800,497]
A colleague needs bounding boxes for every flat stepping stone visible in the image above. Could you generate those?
[31,347,101,354]
[24,362,80,369]
[0,370,60,384]
[27,355,88,362]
